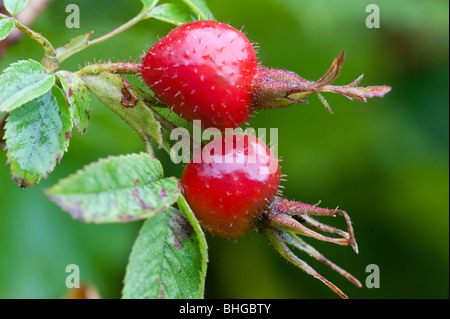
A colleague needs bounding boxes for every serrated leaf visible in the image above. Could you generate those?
[181,0,215,20]
[55,32,93,63]
[149,3,193,25]
[57,71,91,133]
[3,0,29,16]
[0,59,55,112]
[123,206,206,299]
[0,19,15,41]
[46,153,181,223]
[4,87,72,188]
[81,71,163,150]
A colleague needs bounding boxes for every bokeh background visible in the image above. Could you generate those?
[0,0,448,299]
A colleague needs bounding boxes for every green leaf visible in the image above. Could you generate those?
[177,194,208,291]
[81,71,163,151]
[149,3,193,25]
[55,32,93,63]
[130,86,202,159]
[46,153,181,223]
[3,0,30,16]
[123,206,206,299]
[0,59,55,112]
[4,86,73,188]
[0,19,15,41]
[181,0,216,20]
[140,0,159,10]
[57,71,91,133]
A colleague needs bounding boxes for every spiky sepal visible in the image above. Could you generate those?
[259,196,361,298]
[252,51,391,113]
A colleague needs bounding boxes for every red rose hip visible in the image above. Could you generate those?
[181,133,281,238]
[141,20,258,131]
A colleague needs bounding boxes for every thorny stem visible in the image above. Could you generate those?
[74,62,141,76]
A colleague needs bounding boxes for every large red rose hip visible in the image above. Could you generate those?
[181,133,281,238]
[141,20,258,131]
[141,21,390,131]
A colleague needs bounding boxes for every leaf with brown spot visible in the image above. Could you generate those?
[123,206,206,299]
[81,71,163,150]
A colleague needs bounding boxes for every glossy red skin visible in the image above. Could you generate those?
[181,133,281,238]
[141,20,258,131]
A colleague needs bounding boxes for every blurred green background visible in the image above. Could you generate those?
[0,0,448,299]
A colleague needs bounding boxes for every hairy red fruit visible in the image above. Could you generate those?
[181,133,281,238]
[141,21,258,131]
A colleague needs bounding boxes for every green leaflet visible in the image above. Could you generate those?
[57,70,91,133]
[177,194,208,294]
[3,0,30,16]
[0,59,55,112]
[45,153,181,223]
[130,86,202,160]
[55,32,93,63]
[0,19,15,41]
[123,205,206,299]
[181,0,216,20]
[4,86,73,188]
[141,0,158,9]
[150,3,194,25]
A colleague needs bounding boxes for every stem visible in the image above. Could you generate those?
[85,12,146,50]
[75,62,141,76]
[2,1,158,69]
[0,13,57,69]
[62,3,157,63]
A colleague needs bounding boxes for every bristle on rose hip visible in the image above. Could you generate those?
[140,20,258,131]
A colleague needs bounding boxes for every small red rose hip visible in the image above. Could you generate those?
[141,20,258,131]
[181,133,281,238]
